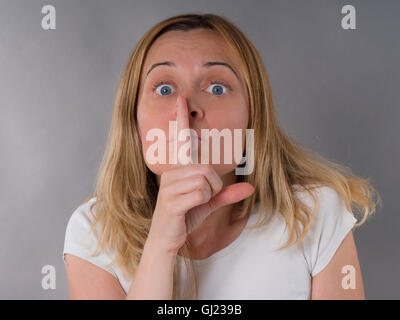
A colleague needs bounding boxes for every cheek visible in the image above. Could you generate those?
[137,102,170,136]
[208,101,248,131]
[202,102,248,170]
[136,106,173,170]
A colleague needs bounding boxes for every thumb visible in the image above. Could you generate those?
[209,182,255,212]
[185,182,255,235]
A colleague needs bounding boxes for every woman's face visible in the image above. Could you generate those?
[136,29,249,178]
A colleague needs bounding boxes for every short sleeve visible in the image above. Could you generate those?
[299,186,358,277]
[62,198,118,279]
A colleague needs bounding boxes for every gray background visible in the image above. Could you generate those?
[0,0,398,299]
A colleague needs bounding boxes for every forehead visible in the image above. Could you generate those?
[143,29,240,73]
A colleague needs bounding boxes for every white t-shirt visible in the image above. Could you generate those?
[62,185,357,299]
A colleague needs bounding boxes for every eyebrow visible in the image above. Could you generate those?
[145,61,240,81]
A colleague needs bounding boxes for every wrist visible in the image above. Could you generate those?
[145,233,179,258]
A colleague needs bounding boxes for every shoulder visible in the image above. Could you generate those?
[294,184,356,226]
[294,185,358,277]
[63,197,117,278]
[294,184,345,207]
[67,197,98,226]
[64,197,99,239]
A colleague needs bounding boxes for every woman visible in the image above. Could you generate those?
[63,13,380,300]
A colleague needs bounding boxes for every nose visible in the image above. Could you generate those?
[173,94,205,121]
[189,107,204,120]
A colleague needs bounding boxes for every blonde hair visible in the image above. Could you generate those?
[83,13,381,299]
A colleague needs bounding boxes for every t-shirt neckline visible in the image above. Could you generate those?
[176,202,260,266]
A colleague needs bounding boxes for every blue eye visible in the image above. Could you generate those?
[152,81,230,96]
[206,83,227,96]
[154,83,175,96]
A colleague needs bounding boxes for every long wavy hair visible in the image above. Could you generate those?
[83,13,381,299]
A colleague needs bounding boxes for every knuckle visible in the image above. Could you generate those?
[195,190,205,203]
[196,175,207,188]
[202,165,212,176]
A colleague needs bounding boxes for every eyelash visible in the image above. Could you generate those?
[151,80,170,92]
[151,80,233,93]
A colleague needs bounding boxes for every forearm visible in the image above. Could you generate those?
[125,235,177,300]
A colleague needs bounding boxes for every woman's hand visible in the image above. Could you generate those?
[147,95,254,255]
[148,164,254,254]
